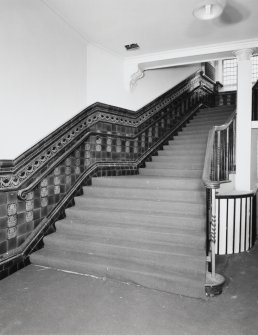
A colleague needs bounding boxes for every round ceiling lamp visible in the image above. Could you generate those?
[193,0,226,20]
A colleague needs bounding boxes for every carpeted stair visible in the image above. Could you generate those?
[30,106,233,298]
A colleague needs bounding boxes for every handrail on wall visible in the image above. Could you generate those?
[202,110,236,287]
[16,104,202,201]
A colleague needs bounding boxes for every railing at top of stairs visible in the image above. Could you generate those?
[202,108,236,295]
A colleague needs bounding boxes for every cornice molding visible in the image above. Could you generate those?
[125,38,258,63]
[124,38,258,88]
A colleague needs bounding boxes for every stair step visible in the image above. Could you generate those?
[92,176,203,190]
[183,126,213,131]
[146,160,203,170]
[175,133,209,139]
[191,113,232,119]
[139,168,202,178]
[198,107,234,113]
[42,233,205,274]
[58,216,204,236]
[190,118,231,124]
[179,130,209,136]
[84,185,205,202]
[157,150,205,158]
[162,146,205,154]
[66,207,206,230]
[55,220,205,250]
[167,142,207,148]
[170,138,207,145]
[74,196,206,216]
[30,249,205,298]
[154,157,204,165]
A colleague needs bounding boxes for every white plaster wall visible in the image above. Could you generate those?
[0,0,87,159]
[86,45,200,111]
[86,45,127,108]
[251,129,257,189]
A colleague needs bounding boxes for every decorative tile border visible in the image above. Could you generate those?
[0,71,214,190]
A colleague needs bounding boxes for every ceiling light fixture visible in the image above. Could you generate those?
[193,0,225,20]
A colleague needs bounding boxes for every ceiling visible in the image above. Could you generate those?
[44,0,258,57]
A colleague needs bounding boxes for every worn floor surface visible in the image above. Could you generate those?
[0,243,258,335]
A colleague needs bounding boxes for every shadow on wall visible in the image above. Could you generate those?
[187,0,250,38]
[216,0,250,25]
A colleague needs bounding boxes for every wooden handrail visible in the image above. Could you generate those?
[202,109,236,285]
[202,111,236,188]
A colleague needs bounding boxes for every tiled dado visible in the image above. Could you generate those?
[0,100,202,259]
[0,70,218,279]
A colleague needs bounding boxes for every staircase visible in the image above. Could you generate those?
[30,106,233,298]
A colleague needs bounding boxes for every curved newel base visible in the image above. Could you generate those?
[215,191,256,255]
[205,272,225,296]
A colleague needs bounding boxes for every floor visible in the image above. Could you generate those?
[0,244,258,335]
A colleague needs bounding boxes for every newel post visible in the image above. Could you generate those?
[205,185,225,296]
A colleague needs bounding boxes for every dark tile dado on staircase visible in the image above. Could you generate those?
[30,106,233,299]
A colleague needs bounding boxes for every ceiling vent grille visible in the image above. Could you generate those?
[125,43,139,51]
